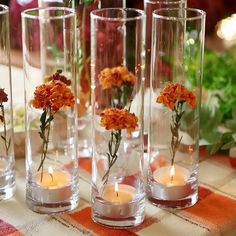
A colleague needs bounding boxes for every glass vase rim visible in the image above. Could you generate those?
[0,4,8,15]
[145,0,185,5]
[21,7,75,20]
[153,8,206,21]
[90,8,145,22]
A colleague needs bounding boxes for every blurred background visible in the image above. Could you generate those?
[3,0,236,156]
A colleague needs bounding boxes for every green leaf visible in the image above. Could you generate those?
[83,0,94,4]
[40,110,47,125]
[57,69,62,74]
[46,115,54,125]
[208,143,223,155]
[226,119,236,131]
[221,141,235,150]
[7,138,11,151]
[232,133,236,141]
[38,131,44,139]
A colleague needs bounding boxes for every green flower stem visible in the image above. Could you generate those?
[102,129,121,184]
[0,103,11,156]
[37,107,53,182]
[170,101,184,182]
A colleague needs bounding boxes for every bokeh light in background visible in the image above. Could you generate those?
[217,14,236,41]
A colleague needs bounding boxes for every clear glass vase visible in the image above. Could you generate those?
[147,8,206,210]
[91,8,146,227]
[76,1,99,158]
[22,7,79,214]
[143,0,186,136]
[76,1,126,159]
[0,4,16,200]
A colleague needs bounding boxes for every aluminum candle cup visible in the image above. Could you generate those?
[31,168,72,203]
[152,165,191,200]
[93,183,138,219]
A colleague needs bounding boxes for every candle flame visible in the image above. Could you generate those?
[48,166,54,182]
[115,182,119,197]
[170,165,175,183]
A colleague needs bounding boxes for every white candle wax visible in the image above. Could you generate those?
[94,184,138,218]
[102,183,134,203]
[32,169,72,203]
[153,165,191,200]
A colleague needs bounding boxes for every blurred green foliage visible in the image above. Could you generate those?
[188,49,236,153]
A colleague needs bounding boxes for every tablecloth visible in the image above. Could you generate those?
[0,150,236,236]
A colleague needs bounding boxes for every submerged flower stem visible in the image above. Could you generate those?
[102,129,122,184]
[37,107,53,182]
[170,101,184,171]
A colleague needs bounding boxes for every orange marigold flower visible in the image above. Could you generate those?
[98,66,136,89]
[156,83,197,110]
[100,108,138,133]
[48,70,71,86]
[31,80,74,114]
[0,88,8,103]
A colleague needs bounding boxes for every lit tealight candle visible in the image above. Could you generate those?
[36,166,70,189]
[94,183,137,219]
[153,165,191,200]
[33,166,72,203]
[102,182,134,203]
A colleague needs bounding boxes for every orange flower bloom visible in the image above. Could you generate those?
[48,70,71,86]
[156,83,197,110]
[0,88,8,103]
[98,66,136,89]
[31,80,74,114]
[100,108,138,133]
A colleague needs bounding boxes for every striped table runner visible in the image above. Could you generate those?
[0,151,236,236]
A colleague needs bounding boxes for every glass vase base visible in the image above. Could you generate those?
[0,183,16,200]
[0,169,16,200]
[26,196,79,214]
[148,192,198,210]
[92,214,144,228]
[92,195,145,227]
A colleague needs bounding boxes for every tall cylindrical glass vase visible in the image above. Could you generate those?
[76,1,126,159]
[143,0,186,136]
[147,8,205,209]
[91,8,146,227]
[0,4,16,200]
[22,7,79,214]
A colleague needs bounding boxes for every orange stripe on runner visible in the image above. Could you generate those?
[68,207,138,236]
[78,158,92,174]
[182,187,236,233]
